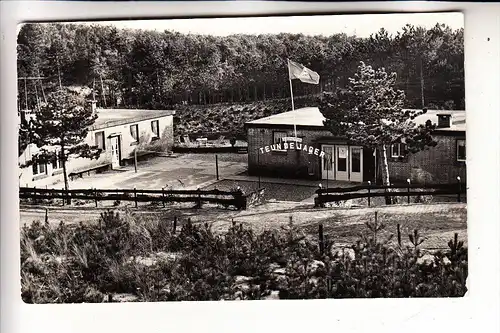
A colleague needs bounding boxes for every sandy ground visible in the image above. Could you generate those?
[21,153,466,251]
[20,201,467,251]
[45,153,248,191]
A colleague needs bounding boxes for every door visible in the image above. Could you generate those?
[336,145,349,181]
[350,146,363,182]
[321,145,335,180]
[110,136,121,169]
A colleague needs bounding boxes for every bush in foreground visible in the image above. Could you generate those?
[20,210,467,303]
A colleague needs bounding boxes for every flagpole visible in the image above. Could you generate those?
[287,59,297,138]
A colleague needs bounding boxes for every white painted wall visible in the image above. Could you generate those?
[19,115,174,188]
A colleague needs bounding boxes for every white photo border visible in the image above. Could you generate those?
[2,2,499,333]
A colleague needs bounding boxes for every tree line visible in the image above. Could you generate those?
[17,22,464,111]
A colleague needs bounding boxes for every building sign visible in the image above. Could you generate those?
[281,136,303,143]
[259,141,326,158]
[338,147,348,159]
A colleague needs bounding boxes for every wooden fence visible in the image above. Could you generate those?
[19,187,249,210]
[314,182,466,207]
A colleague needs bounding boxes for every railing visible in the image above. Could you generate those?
[19,187,248,210]
[314,181,466,207]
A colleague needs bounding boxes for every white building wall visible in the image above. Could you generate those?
[19,115,174,188]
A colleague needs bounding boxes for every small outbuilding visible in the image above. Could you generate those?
[245,107,466,184]
[19,101,176,187]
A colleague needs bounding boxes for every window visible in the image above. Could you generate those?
[273,131,289,144]
[351,147,361,173]
[273,131,287,144]
[391,143,405,158]
[130,124,139,142]
[32,162,47,175]
[52,152,62,170]
[151,120,159,138]
[95,131,105,150]
[457,139,466,162]
[323,146,333,171]
[271,131,288,152]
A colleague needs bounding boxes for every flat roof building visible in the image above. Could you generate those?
[19,105,176,187]
[245,107,466,184]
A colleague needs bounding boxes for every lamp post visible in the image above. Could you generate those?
[134,148,137,173]
[406,178,411,204]
[367,181,371,207]
[257,149,261,189]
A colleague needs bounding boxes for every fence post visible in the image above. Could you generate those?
[315,183,323,208]
[173,216,177,233]
[397,223,402,247]
[33,186,37,204]
[66,187,71,206]
[407,178,411,204]
[61,187,65,206]
[318,224,325,256]
[44,208,48,224]
[94,188,98,207]
[367,181,371,207]
[134,187,138,208]
[215,155,219,180]
[457,176,461,203]
[197,187,201,208]
[237,186,246,210]
[162,187,166,208]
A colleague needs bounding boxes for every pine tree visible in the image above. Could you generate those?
[319,61,437,202]
[21,87,101,198]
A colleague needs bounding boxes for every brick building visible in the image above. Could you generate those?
[245,107,466,184]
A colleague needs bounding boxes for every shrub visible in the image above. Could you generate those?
[20,210,468,303]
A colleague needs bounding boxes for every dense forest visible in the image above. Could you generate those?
[17,22,464,114]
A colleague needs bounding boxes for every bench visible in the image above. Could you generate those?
[121,150,160,165]
[68,164,111,181]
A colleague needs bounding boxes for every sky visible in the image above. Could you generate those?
[75,12,463,38]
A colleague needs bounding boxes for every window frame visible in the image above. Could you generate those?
[272,131,288,144]
[130,124,139,143]
[32,162,47,175]
[95,131,106,150]
[271,131,289,152]
[391,144,400,158]
[151,120,160,138]
[456,139,466,162]
[391,143,406,158]
[52,152,62,170]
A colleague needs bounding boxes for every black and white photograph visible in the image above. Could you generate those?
[17,12,469,303]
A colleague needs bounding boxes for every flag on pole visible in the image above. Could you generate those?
[288,59,320,85]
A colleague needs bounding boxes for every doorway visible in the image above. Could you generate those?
[335,145,349,181]
[321,144,364,182]
[321,145,335,180]
[110,136,121,169]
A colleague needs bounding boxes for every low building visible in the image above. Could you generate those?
[19,102,175,187]
[245,107,466,184]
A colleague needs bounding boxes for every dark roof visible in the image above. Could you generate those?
[90,108,176,131]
